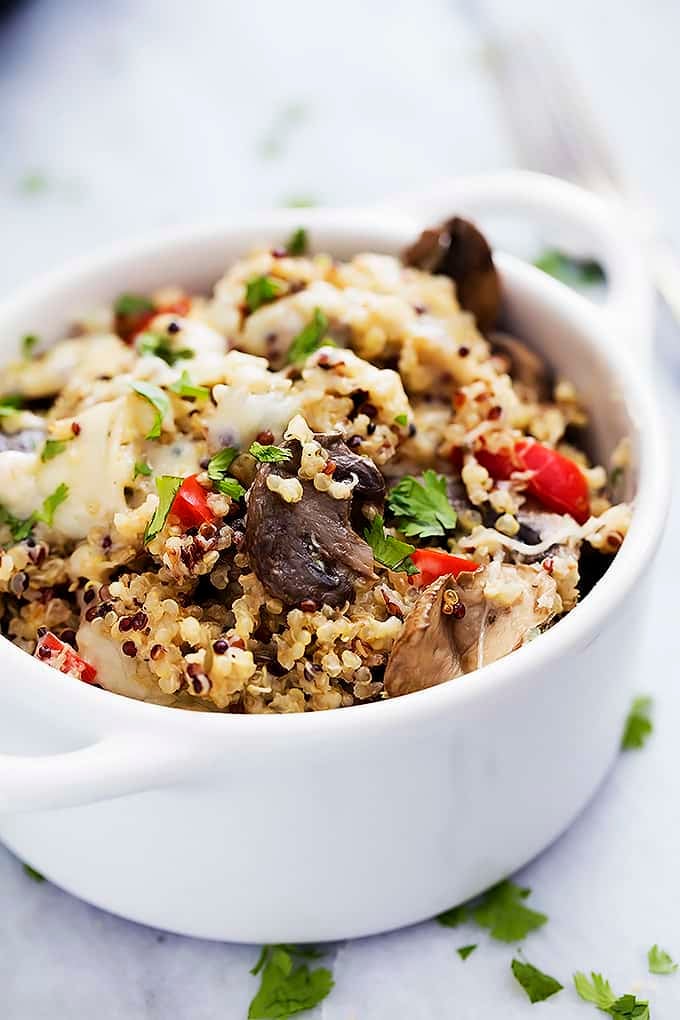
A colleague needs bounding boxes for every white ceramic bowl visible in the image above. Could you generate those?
[0,173,669,942]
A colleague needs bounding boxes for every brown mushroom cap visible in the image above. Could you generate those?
[402,216,501,332]
[384,563,557,697]
[244,434,385,608]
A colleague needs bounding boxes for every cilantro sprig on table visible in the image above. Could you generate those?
[436,880,547,942]
[248,944,333,1019]
[511,957,563,1003]
[648,944,677,975]
[574,972,650,1018]
[621,696,653,750]
[364,514,417,575]
[387,469,457,539]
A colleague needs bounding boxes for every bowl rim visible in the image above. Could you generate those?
[0,215,670,740]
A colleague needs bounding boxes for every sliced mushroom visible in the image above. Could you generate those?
[489,331,551,401]
[402,216,501,332]
[245,434,385,608]
[384,562,557,697]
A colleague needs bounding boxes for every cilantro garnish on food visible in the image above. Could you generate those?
[23,863,45,883]
[287,308,331,364]
[511,957,563,1003]
[21,334,39,359]
[144,475,183,543]
[648,944,677,975]
[394,413,408,427]
[457,944,477,960]
[574,972,649,1018]
[1,483,71,544]
[364,514,417,575]
[114,294,155,318]
[130,381,169,440]
[534,250,605,287]
[286,227,308,256]
[248,944,334,1019]
[41,438,71,462]
[387,470,457,538]
[249,442,292,464]
[137,331,194,367]
[207,448,245,499]
[169,370,210,400]
[0,395,23,416]
[245,275,284,313]
[134,460,152,479]
[621,696,653,750]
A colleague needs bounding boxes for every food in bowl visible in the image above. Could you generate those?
[0,219,630,713]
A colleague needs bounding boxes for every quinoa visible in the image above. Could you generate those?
[0,225,631,712]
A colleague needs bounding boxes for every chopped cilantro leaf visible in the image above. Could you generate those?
[144,476,183,543]
[249,442,292,464]
[130,381,169,440]
[137,331,194,367]
[534,249,605,287]
[364,514,417,575]
[282,195,318,209]
[287,308,330,364]
[394,413,408,427]
[387,469,457,539]
[114,293,155,318]
[286,227,308,256]
[437,904,468,928]
[573,971,616,1009]
[207,447,245,499]
[457,944,477,960]
[21,334,39,359]
[608,994,650,1019]
[248,944,333,1019]
[134,460,152,479]
[511,958,563,1003]
[40,483,69,527]
[472,880,547,942]
[0,395,23,416]
[648,944,677,975]
[245,275,284,313]
[41,438,70,462]
[170,370,210,400]
[621,696,653,750]
[23,863,45,883]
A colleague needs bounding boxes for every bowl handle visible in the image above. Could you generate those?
[381,170,655,367]
[0,732,184,813]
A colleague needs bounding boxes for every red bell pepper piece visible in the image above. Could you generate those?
[411,548,478,587]
[34,631,98,684]
[171,474,216,529]
[476,439,590,524]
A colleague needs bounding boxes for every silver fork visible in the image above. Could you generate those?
[471,17,680,333]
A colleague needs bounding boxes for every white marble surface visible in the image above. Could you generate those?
[0,1,679,1016]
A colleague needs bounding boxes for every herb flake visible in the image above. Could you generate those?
[286,228,308,256]
[23,863,45,883]
[534,249,605,287]
[621,696,653,750]
[511,958,563,1003]
[287,308,330,365]
[364,514,417,575]
[41,438,70,462]
[394,413,408,427]
[0,395,23,417]
[648,944,677,975]
[437,904,468,928]
[130,380,169,440]
[21,334,39,359]
[249,442,292,464]
[245,275,284,313]
[114,293,155,318]
[207,448,245,500]
[387,469,457,538]
[457,944,477,960]
[169,370,210,400]
[248,944,333,1019]
[137,331,194,367]
[144,475,183,543]
[472,880,547,942]
[134,460,152,479]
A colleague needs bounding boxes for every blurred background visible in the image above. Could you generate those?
[1,2,679,1018]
